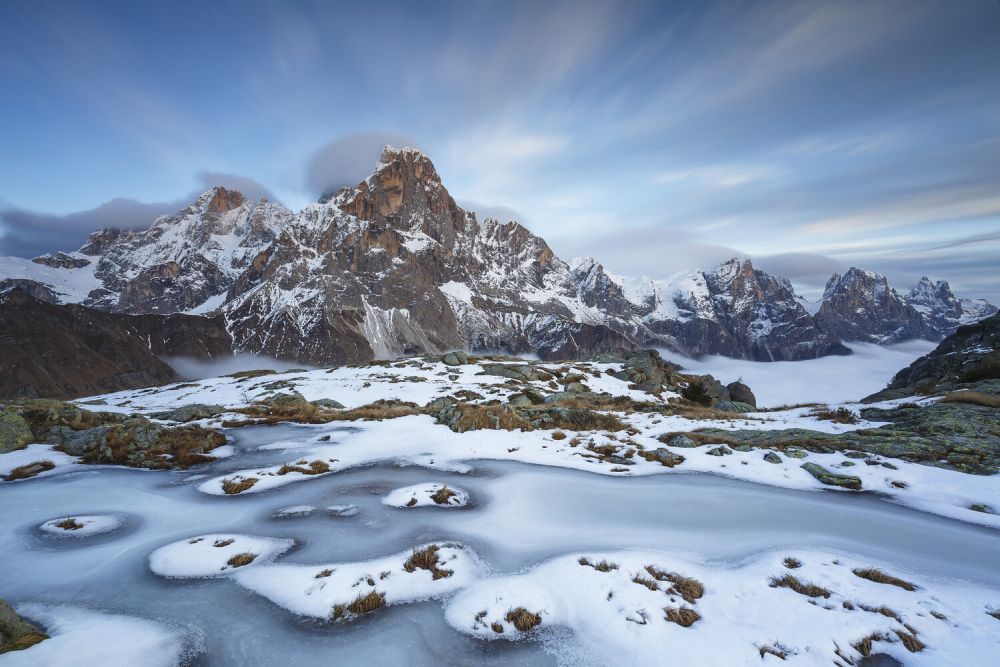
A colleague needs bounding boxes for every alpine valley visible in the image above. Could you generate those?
[1,147,994,383]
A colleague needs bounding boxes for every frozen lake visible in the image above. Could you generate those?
[3,422,999,665]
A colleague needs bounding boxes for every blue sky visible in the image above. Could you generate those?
[1,0,999,300]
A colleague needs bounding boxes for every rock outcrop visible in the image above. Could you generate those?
[813,269,928,344]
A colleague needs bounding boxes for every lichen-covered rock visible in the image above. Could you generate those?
[0,598,47,654]
[800,462,862,490]
[0,409,33,453]
[151,403,225,422]
[442,351,469,366]
[659,434,697,448]
[706,446,733,457]
[714,400,756,413]
[639,447,685,467]
[726,381,757,408]
[763,451,781,464]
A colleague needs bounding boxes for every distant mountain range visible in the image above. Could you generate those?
[1,146,995,366]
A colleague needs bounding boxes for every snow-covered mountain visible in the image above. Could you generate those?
[0,146,994,363]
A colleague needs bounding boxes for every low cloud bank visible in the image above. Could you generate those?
[164,354,317,381]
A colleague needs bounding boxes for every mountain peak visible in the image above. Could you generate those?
[196,186,246,216]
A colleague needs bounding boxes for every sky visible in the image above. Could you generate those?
[1,0,998,301]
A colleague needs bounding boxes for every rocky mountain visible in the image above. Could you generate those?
[0,146,994,365]
[865,310,1000,402]
[0,288,231,399]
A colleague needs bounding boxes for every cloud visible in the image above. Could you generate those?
[456,200,526,225]
[305,132,419,199]
[750,252,845,288]
[196,171,275,202]
[0,198,180,258]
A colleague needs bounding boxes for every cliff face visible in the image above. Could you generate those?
[0,289,232,399]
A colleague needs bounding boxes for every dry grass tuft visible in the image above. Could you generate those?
[645,565,704,603]
[810,407,859,424]
[491,621,504,633]
[277,460,330,476]
[403,545,453,580]
[894,629,925,653]
[664,605,700,627]
[852,632,888,657]
[405,497,417,507]
[54,518,84,530]
[221,477,257,495]
[782,557,802,569]
[505,607,542,632]
[941,391,1000,409]
[226,552,257,568]
[315,569,332,578]
[852,567,916,591]
[3,460,56,481]
[632,574,659,591]
[769,574,831,599]
[213,538,235,548]
[430,485,458,505]
[931,610,947,621]
[333,590,386,620]
[551,431,567,440]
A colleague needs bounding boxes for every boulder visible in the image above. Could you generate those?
[151,403,225,423]
[800,462,862,490]
[714,400,756,413]
[763,451,781,464]
[442,351,469,366]
[641,447,685,467]
[0,598,47,654]
[726,381,757,408]
[658,434,698,448]
[0,410,33,453]
[706,445,733,456]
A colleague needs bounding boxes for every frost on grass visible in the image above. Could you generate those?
[148,533,293,578]
[231,543,477,621]
[446,550,999,664]
[383,483,469,508]
[39,515,123,537]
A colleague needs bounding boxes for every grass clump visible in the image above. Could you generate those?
[852,567,916,591]
[631,574,659,591]
[579,557,618,572]
[3,460,55,481]
[941,391,1000,409]
[332,590,386,621]
[277,459,330,475]
[551,431,567,440]
[782,557,801,569]
[894,629,925,653]
[758,643,790,660]
[811,406,859,424]
[505,607,541,632]
[221,476,257,495]
[769,574,831,599]
[491,621,504,633]
[852,632,888,657]
[213,538,235,548]
[430,485,458,505]
[645,565,704,603]
[226,552,257,568]
[664,605,700,627]
[54,518,83,531]
[403,545,453,580]
[315,569,332,578]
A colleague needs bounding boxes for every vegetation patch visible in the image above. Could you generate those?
[403,545,453,580]
[852,632,889,657]
[213,538,235,548]
[894,629,925,653]
[631,574,659,591]
[225,552,257,568]
[3,460,55,481]
[645,565,704,603]
[505,607,542,632]
[852,567,916,591]
[664,605,700,627]
[768,574,831,599]
[758,643,791,660]
[579,557,618,572]
[54,517,83,530]
[941,391,1000,409]
[221,477,258,494]
[987,606,1000,621]
[810,407,859,424]
[782,557,802,569]
[332,590,386,621]
[315,569,332,578]
[430,485,458,505]
[277,459,330,475]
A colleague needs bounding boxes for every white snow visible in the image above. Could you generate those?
[445,549,1000,666]
[232,543,478,619]
[383,482,469,508]
[39,514,123,537]
[148,533,294,578]
[0,444,80,480]
[4,604,187,667]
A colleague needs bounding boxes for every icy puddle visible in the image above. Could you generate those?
[3,423,1000,665]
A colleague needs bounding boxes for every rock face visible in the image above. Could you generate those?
[0,146,993,364]
[813,269,928,344]
[866,311,1000,401]
[907,277,998,339]
[0,288,232,399]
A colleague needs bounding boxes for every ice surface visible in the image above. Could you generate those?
[39,514,123,537]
